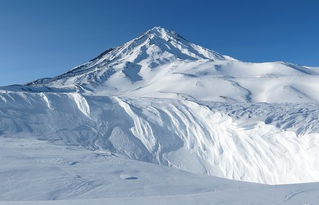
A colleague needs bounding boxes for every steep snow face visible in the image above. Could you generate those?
[24,27,319,103]
[1,92,319,184]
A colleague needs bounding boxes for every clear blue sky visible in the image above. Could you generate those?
[0,0,318,85]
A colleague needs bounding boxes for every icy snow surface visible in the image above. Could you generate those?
[1,137,319,205]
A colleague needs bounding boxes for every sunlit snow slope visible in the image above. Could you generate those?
[27,27,319,103]
[1,27,319,186]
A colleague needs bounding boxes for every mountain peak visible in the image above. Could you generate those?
[146,26,168,33]
[22,26,319,104]
[144,26,187,42]
[27,27,228,89]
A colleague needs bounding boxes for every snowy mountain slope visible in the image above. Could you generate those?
[1,137,319,205]
[24,27,319,103]
[1,25,319,198]
[1,91,319,184]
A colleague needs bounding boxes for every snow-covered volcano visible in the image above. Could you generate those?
[27,27,228,91]
[25,26,319,103]
[1,27,319,201]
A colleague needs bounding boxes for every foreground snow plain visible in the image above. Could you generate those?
[1,27,319,204]
[1,137,318,205]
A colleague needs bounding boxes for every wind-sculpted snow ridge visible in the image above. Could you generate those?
[198,101,319,135]
[1,91,319,185]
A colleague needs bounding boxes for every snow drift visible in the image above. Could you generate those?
[1,91,319,184]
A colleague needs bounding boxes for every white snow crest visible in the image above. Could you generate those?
[69,93,91,118]
[115,97,157,153]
